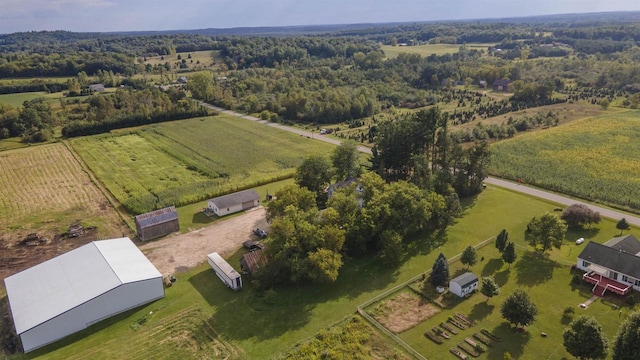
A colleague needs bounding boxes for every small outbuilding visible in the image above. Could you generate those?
[207,189,260,217]
[492,79,511,92]
[4,237,164,353]
[135,206,179,241]
[88,84,105,92]
[449,272,479,298]
[240,250,267,275]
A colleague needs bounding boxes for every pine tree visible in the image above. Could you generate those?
[502,241,517,268]
[496,229,508,253]
[430,256,450,287]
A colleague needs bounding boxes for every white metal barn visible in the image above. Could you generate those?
[4,237,164,353]
[449,272,479,298]
[207,189,260,217]
[207,252,242,290]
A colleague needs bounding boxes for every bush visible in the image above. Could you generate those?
[626,295,637,306]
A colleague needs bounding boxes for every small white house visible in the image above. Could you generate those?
[4,237,164,352]
[208,252,242,290]
[449,272,479,298]
[207,189,260,217]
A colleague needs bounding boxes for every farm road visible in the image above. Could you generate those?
[201,102,640,227]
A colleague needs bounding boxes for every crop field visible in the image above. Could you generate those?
[138,50,221,70]
[382,43,495,58]
[71,115,336,214]
[0,143,128,279]
[489,110,640,211]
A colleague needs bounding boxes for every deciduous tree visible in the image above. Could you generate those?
[331,141,361,181]
[294,154,332,204]
[501,289,538,329]
[461,245,478,269]
[526,213,567,254]
[481,276,500,302]
[612,311,640,360]
[563,316,609,360]
[561,204,602,229]
[616,218,630,235]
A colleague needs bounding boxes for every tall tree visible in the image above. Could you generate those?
[612,311,640,360]
[526,213,567,254]
[501,289,538,329]
[563,316,609,360]
[266,184,317,221]
[502,241,517,268]
[561,204,602,229]
[461,245,478,269]
[481,276,500,302]
[496,229,509,253]
[294,154,332,204]
[616,218,630,235]
[331,141,361,181]
[430,255,450,287]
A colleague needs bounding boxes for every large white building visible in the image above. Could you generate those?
[4,237,164,353]
[207,189,260,217]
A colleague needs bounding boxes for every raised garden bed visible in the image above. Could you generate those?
[481,328,502,342]
[455,313,477,327]
[450,347,468,360]
[424,331,443,344]
[449,318,468,330]
[441,322,459,335]
[458,342,480,357]
[433,326,451,339]
[472,333,493,347]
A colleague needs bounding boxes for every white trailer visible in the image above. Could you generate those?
[207,252,242,291]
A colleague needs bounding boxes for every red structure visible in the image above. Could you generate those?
[583,272,632,297]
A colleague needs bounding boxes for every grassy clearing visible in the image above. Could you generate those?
[0,77,72,86]
[71,115,335,214]
[0,92,49,107]
[12,184,601,359]
[382,43,495,58]
[489,110,640,211]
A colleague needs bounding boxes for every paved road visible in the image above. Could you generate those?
[201,102,640,227]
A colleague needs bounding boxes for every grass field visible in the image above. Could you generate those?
[489,109,640,211]
[0,77,73,86]
[0,89,115,108]
[18,183,630,359]
[71,115,336,214]
[382,43,495,59]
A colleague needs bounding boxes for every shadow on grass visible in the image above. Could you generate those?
[469,301,494,322]
[191,249,399,342]
[403,228,447,258]
[565,227,600,242]
[192,211,218,225]
[494,269,511,287]
[514,252,557,287]
[486,322,531,360]
[481,258,503,277]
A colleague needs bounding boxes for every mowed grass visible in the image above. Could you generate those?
[0,92,50,107]
[489,110,640,211]
[16,184,605,360]
[0,143,125,241]
[139,50,220,68]
[71,115,336,214]
[382,43,495,58]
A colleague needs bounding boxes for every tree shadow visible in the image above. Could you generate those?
[565,227,600,241]
[481,258,503,277]
[494,269,510,287]
[486,322,531,360]
[469,301,495,322]
[460,193,480,212]
[403,228,447,258]
[192,211,218,224]
[514,252,557,287]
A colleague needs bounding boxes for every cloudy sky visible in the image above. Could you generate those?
[1,0,639,34]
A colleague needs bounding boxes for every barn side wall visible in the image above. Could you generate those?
[20,278,164,353]
[139,220,180,241]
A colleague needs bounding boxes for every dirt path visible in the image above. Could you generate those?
[139,206,268,276]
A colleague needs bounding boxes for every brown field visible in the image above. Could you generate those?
[0,142,129,280]
[369,291,440,333]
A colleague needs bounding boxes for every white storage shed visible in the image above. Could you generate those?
[4,237,164,353]
[449,272,479,298]
[207,252,242,290]
[207,189,260,217]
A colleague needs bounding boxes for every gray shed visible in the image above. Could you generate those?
[4,237,164,353]
[135,206,179,241]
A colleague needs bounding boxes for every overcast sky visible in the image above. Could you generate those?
[1,0,639,34]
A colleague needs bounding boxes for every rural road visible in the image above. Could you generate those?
[201,102,640,227]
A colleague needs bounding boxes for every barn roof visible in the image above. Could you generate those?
[450,272,478,288]
[4,237,162,335]
[209,189,260,209]
[135,206,178,229]
[241,250,267,274]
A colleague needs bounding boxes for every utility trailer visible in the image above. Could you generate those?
[207,252,242,291]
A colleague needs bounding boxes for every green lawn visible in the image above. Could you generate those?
[489,109,640,212]
[0,92,49,107]
[15,184,626,359]
[382,43,495,59]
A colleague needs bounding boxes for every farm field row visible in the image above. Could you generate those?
[382,43,496,58]
[29,184,632,359]
[70,114,336,214]
[489,110,640,212]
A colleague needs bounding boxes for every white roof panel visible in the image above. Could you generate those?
[4,237,161,335]
[95,237,162,283]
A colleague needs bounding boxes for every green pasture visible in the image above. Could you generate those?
[0,92,50,107]
[18,183,629,359]
[382,43,495,59]
[0,77,72,86]
[489,110,640,212]
[71,115,336,214]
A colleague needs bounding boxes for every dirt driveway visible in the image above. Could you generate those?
[139,206,269,276]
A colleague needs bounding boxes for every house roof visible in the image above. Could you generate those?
[450,272,478,288]
[604,235,640,255]
[88,84,105,91]
[241,250,267,274]
[578,239,640,279]
[328,177,363,194]
[4,238,162,335]
[493,80,511,86]
[135,206,178,229]
[209,189,259,209]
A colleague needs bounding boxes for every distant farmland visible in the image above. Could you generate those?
[382,43,495,58]
[71,115,336,214]
[489,110,640,211]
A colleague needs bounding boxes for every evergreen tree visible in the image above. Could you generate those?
[616,218,630,235]
[496,229,508,253]
[502,241,517,268]
[430,256,450,287]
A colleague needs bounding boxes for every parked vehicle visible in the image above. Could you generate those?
[253,228,267,238]
[243,240,264,251]
[207,252,242,290]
